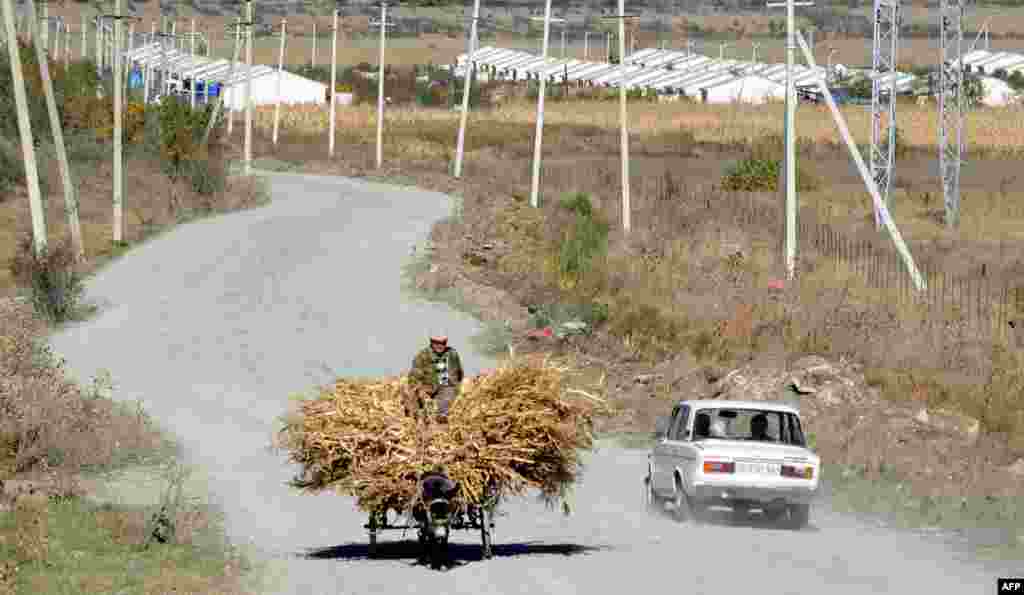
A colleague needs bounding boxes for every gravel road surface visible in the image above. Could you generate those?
[49,173,1013,594]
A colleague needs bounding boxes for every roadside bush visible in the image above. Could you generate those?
[8,235,85,324]
[154,98,226,195]
[721,156,821,192]
[0,41,52,143]
[557,192,610,280]
[0,136,22,197]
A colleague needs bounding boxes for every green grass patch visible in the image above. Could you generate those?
[824,463,1024,561]
[0,497,252,594]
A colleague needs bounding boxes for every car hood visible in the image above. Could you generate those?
[694,440,818,462]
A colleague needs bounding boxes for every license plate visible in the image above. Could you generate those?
[736,461,781,475]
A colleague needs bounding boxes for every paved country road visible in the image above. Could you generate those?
[49,173,1014,594]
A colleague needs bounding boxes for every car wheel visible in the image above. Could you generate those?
[671,478,692,523]
[787,503,810,530]
[644,475,662,516]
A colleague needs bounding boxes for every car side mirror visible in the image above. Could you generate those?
[654,416,670,440]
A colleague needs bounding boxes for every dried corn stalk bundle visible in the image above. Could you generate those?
[275,358,607,513]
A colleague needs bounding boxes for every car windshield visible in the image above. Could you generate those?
[692,408,806,447]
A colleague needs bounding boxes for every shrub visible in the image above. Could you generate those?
[721,156,821,192]
[0,41,52,142]
[183,157,227,197]
[0,135,22,197]
[8,235,85,323]
[557,192,610,279]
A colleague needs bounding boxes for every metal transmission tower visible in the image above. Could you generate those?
[938,0,964,228]
[869,0,900,229]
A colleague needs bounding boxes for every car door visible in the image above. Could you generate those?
[651,404,681,495]
[653,404,691,494]
[666,405,695,490]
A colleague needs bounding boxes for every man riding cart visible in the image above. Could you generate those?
[408,335,464,420]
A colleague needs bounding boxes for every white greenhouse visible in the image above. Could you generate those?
[122,42,327,110]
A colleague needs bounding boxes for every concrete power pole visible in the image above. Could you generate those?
[113,0,124,245]
[228,17,240,136]
[328,8,337,157]
[202,20,243,147]
[312,20,317,68]
[613,4,632,232]
[768,0,813,280]
[795,30,924,292]
[30,0,83,260]
[243,0,253,176]
[273,18,287,146]
[453,0,480,179]
[81,12,86,59]
[144,20,155,103]
[375,1,387,169]
[528,0,552,208]
[3,0,47,256]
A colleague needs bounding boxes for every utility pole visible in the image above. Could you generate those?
[81,12,86,59]
[228,16,240,137]
[243,0,253,176]
[601,6,636,233]
[40,0,48,57]
[939,0,964,228]
[4,0,46,256]
[273,18,287,146]
[312,19,317,68]
[144,20,155,103]
[29,0,83,260]
[453,0,480,179]
[606,30,610,62]
[112,0,125,245]
[768,0,814,280]
[374,1,389,169]
[190,18,198,109]
[202,20,243,146]
[584,30,589,60]
[795,30,924,292]
[528,0,552,208]
[328,7,337,157]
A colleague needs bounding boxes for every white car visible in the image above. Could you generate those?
[644,399,821,529]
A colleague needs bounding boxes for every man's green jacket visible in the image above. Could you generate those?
[409,346,464,393]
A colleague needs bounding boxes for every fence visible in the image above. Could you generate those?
[526,158,1024,347]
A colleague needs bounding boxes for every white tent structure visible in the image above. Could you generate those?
[454,45,861,104]
[123,41,327,109]
[978,76,1019,107]
[700,75,786,104]
[958,49,1024,76]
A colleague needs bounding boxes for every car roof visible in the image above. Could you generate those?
[677,399,800,414]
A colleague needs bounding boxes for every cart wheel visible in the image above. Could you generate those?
[480,507,493,559]
[367,511,379,558]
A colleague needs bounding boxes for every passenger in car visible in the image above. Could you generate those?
[751,413,772,441]
[694,412,711,439]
